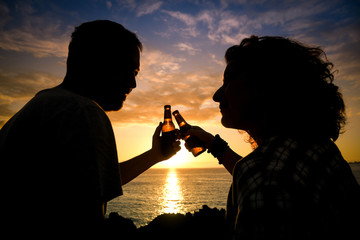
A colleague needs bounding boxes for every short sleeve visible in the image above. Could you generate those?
[85,105,123,201]
[75,103,123,202]
[53,96,123,203]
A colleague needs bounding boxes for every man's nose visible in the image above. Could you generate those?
[213,86,223,102]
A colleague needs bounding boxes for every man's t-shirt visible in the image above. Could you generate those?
[0,87,122,227]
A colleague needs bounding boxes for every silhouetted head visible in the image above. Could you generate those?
[62,20,142,111]
[213,36,346,143]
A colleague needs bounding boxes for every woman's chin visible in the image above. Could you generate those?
[221,116,234,129]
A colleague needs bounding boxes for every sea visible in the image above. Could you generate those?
[107,164,360,227]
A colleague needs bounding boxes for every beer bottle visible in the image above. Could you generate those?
[172,110,206,157]
[161,105,176,156]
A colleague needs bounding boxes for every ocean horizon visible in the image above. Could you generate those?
[107,163,360,227]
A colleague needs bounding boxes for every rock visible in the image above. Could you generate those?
[103,205,231,240]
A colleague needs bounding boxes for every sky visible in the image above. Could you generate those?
[0,0,359,168]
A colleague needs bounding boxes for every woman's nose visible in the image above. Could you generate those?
[127,75,137,89]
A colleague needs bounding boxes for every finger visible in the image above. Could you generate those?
[172,141,181,152]
[174,129,181,139]
[186,126,202,135]
[153,122,163,139]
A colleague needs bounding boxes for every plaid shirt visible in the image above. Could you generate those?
[227,137,360,240]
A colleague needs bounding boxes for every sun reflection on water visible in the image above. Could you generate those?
[160,169,184,214]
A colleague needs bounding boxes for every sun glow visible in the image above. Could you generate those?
[160,169,184,214]
[158,141,192,168]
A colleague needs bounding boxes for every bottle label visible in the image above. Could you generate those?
[161,131,176,156]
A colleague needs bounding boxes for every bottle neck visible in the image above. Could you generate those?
[176,119,190,132]
[164,112,172,119]
[173,111,190,131]
[164,106,172,119]
[178,121,186,127]
[174,116,188,127]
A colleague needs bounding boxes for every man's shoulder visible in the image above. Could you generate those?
[37,87,110,123]
[34,87,107,116]
[36,87,97,107]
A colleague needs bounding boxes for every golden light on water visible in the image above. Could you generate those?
[160,169,184,214]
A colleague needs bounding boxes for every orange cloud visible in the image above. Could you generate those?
[0,70,62,126]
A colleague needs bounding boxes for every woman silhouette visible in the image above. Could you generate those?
[188,36,360,239]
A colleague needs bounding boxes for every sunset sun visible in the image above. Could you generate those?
[159,141,192,168]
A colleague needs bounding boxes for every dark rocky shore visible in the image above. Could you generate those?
[103,205,232,240]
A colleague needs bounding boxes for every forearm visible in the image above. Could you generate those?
[119,123,180,185]
[119,149,161,185]
[206,134,242,175]
[186,127,242,175]
[221,147,242,175]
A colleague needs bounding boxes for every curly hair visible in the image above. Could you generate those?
[225,36,346,141]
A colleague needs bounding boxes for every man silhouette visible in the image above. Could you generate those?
[0,20,179,233]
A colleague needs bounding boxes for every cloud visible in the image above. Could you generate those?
[161,0,344,46]
[206,12,249,45]
[220,0,267,7]
[0,1,11,28]
[108,74,221,125]
[115,0,137,10]
[0,1,70,58]
[140,47,185,77]
[210,54,225,67]
[106,0,113,9]
[0,47,193,127]
[136,1,163,16]
[114,0,162,16]
[162,8,250,44]
[153,0,360,125]
[0,70,62,127]
[1,0,358,129]
[198,10,250,45]
[162,10,197,26]
[161,10,202,38]
[106,47,222,125]
[174,42,200,55]
[161,10,199,37]
[0,28,69,58]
